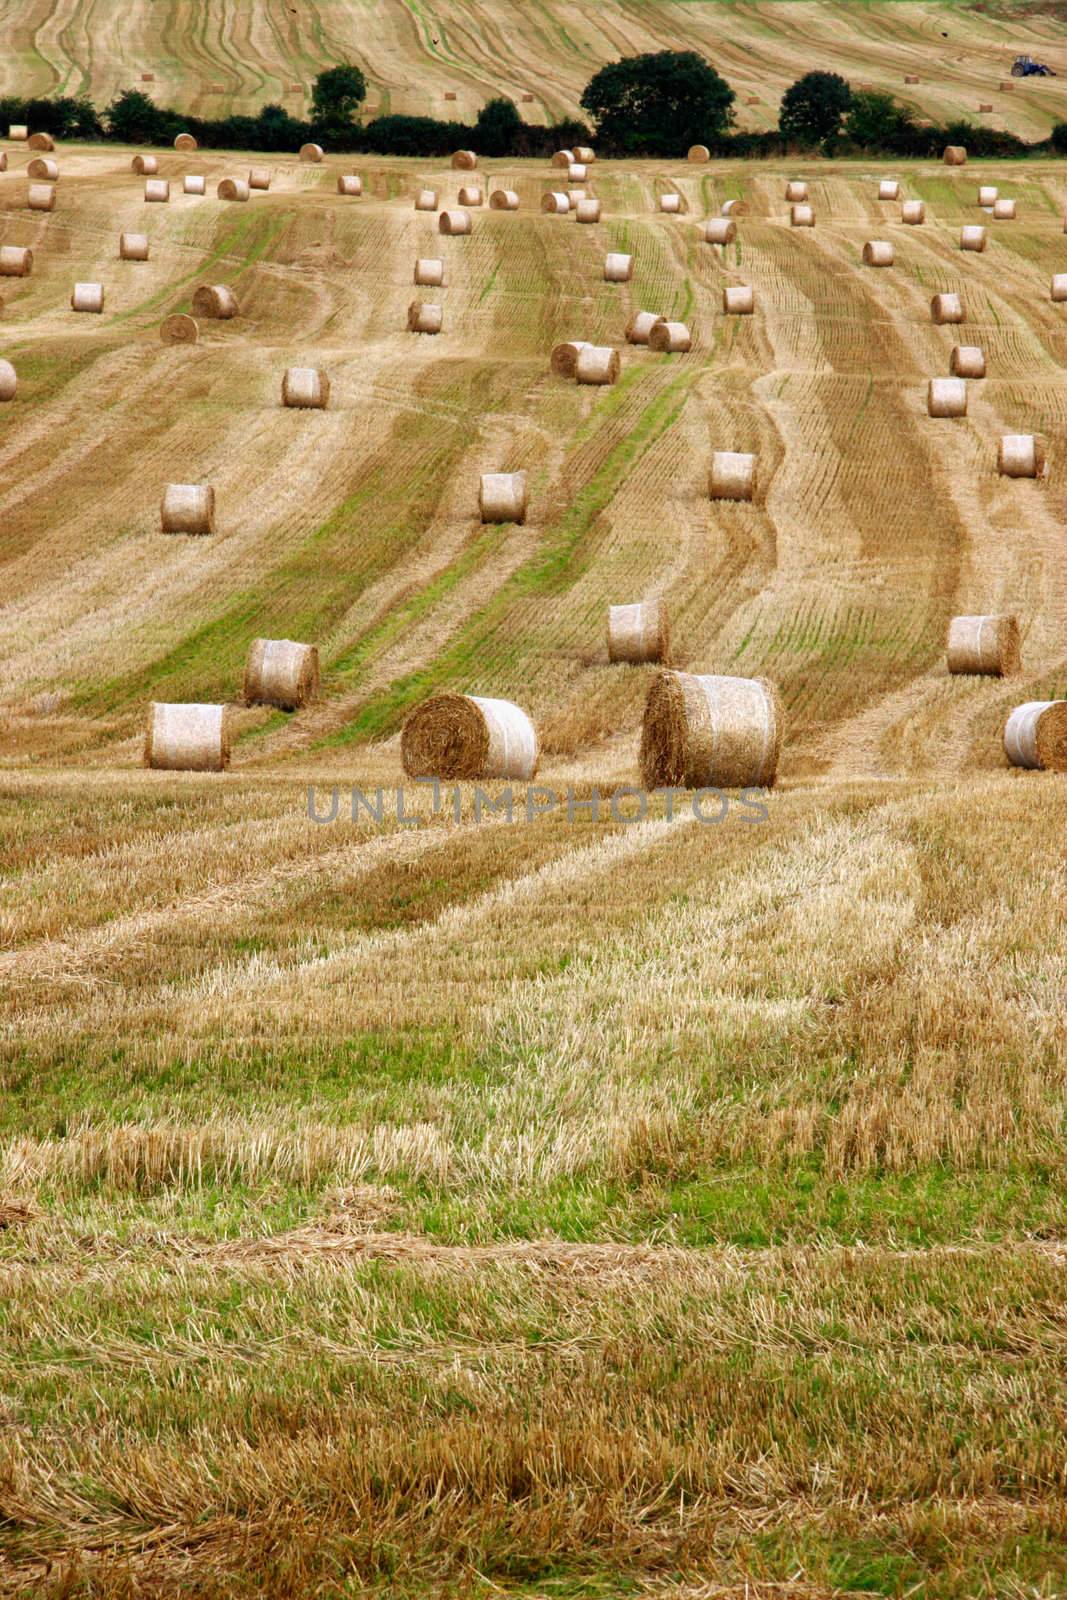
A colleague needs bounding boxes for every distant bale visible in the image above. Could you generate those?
[905,73,920,84]
[659,192,683,213]
[931,292,963,324]
[480,472,527,524]
[927,377,967,417]
[604,252,633,282]
[608,600,669,665]
[489,188,519,209]
[192,284,238,318]
[549,340,590,377]
[1000,80,1014,91]
[790,203,815,227]
[522,93,534,103]
[947,613,1020,677]
[574,146,596,164]
[992,197,1016,220]
[401,693,538,781]
[71,281,103,313]
[444,92,457,103]
[217,177,249,201]
[248,167,271,190]
[0,152,5,172]
[950,345,986,378]
[541,191,570,213]
[300,143,324,163]
[785,180,808,201]
[710,450,756,501]
[414,257,445,287]
[978,184,998,206]
[862,240,894,266]
[568,163,588,182]
[337,174,362,195]
[625,310,661,345]
[8,125,28,141]
[723,284,754,314]
[687,144,710,162]
[943,145,967,164]
[27,157,58,180]
[175,132,197,151]
[451,150,477,170]
[648,319,692,354]
[640,671,782,790]
[142,73,155,82]
[282,367,330,409]
[574,198,601,223]
[457,184,483,206]
[119,231,150,260]
[1003,700,1067,771]
[1052,274,1067,302]
[144,178,170,202]
[978,102,993,113]
[408,300,442,334]
[0,359,16,401]
[146,704,230,772]
[878,179,900,200]
[552,150,575,168]
[575,345,620,385]
[183,175,206,195]
[721,199,746,216]
[415,189,439,211]
[27,182,55,211]
[160,313,198,343]
[997,434,1044,478]
[704,217,736,244]
[0,245,32,276]
[901,199,925,224]
[439,208,471,235]
[27,132,54,151]
[745,94,760,106]
[132,154,158,174]
[161,483,215,535]
[244,639,320,711]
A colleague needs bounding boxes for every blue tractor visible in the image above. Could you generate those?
[1011,54,1057,76]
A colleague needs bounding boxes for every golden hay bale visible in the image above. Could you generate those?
[960,224,986,251]
[574,198,601,223]
[337,174,362,195]
[687,144,710,162]
[27,132,54,151]
[550,340,590,377]
[444,91,457,102]
[522,93,535,104]
[439,208,471,235]
[604,252,633,282]
[415,257,445,287]
[0,152,5,172]
[746,94,760,106]
[927,377,967,417]
[8,124,28,140]
[132,154,158,174]
[415,189,439,211]
[946,614,1020,676]
[704,217,736,244]
[997,434,1044,478]
[1003,700,1067,771]
[552,149,575,167]
[901,199,925,224]
[943,145,967,165]
[576,345,620,385]
[489,188,519,210]
[142,72,155,82]
[479,471,527,523]
[244,638,320,710]
[217,177,249,201]
[574,146,596,164]
[710,450,756,501]
[144,178,170,202]
[160,313,198,344]
[1000,80,1014,91]
[639,671,782,790]
[992,197,1017,220]
[27,156,58,180]
[183,175,206,195]
[568,162,588,183]
[541,191,570,213]
[878,179,900,200]
[408,300,443,334]
[608,600,669,665]
[648,319,692,354]
[1052,274,1067,302]
[950,345,986,378]
[119,231,149,260]
[978,184,998,206]
[175,132,197,151]
[625,310,661,345]
[721,199,746,216]
[145,703,231,772]
[978,102,993,113]
[723,284,754,314]
[457,184,483,206]
[790,203,815,227]
[300,143,324,163]
[402,693,539,781]
[905,73,920,84]
[248,167,271,190]
[451,149,477,170]
[282,367,330,408]
[785,180,808,201]
[27,182,54,211]
[0,245,32,276]
[71,281,103,313]
[931,292,963,324]
[161,483,215,535]
[192,283,238,318]
[862,240,894,266]
[0,359,16,401]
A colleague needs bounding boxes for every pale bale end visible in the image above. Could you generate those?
[414,257,445,287]
[0,359,16,401]
[568,163,588,182]
[1003,701,1067,771]
[723,284,754,314]
[132,154,158,174]
[625,310,661,345]
[541,191,570,214]
[27,132,54,151]
[927,377,967,417]
[1052,275,1067,302]
[71,281,103,313]
[161,483,215,535]
[408,300,442,334]
[878,179,900,200]
[248,167,271,190]
[145,704,231,772]
[299,143,324,163]
[978,185,998,206]
[27,157,58,180]
[604,252,633,282]
[659,193,683,213]
[160,313,198,343]
[415,189,439,211]
[950,345,986,377]
[27,183,55,211]
[282,367,330,409]
[489,189,519,209]
[997,435,1044,478]
[457,184,483,207]
[687,145,710,162]
[947,614,1020,676]
[337,174,362,195]
[640,671,782,790]
[119,232,149,260]
[608,601,669,665]
[549,340,590,377]
[402,694,539,782]
[438,209,471,235]
[192,284,238,318]
[479,472,528,524]
[710,450,756,501]
[901,200,925,224]
[451,150,477,170]
[862,240,894,266]
[943,146,967,165]
[183,175,206,195]
[931,293,964,324]
[574,198,601,223]
[704,217,736,245]
[8,125,28,140]
[175,133,197,151]
[144,179,170,202]
[790,204,815,227]
[648,319,692,353]
[244,639,320,711]
[0,245,32,276]
[785,180,808,201]
[575,345,620,385]
[993,198,1017,220]
[217,178,249,201]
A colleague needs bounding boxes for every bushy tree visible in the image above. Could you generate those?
[311,63,367,125]
[843,89,916,151]
[779,71,852,148]
[475,96,521,156]
[580,50,734,156]
[105,88,178,144]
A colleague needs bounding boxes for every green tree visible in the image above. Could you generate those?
[843,89,915,151]
[475,97,521,156]
[311,63,367,126]
[580,50,734,156]
[105,88,170,144]
[779,70,852,148]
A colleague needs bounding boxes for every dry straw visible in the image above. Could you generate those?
[946,614,1020,676]
[704,217,736,244]
[248,167,271,190]
[608,600,669,664]
[1003,701,1067,770]
[71,281,103,313]
[175,132,197,151]
[863,240,894,266]
[785,180,808,201]
[439,209,471,234]
[132,154,158,174]
[337,174,362,195]
[217,177,249,201]
[27,183,55,211]
[402,694,539,781]
[489,189,519,209]
[710,450,756,500]
[479,472,528,523]
[993,197,1017,220]
[575,198,601,222]
[576,346,620,384]
[640,671,782,789]
[451,150,477,170]
[282,367,330,408]
[541,192,570,213]
[160,313,198,343]
[626,310,661,344]
[944,145,967,164]
[901,199,925,224]
[27,132,54,151]
[960,224,987,250]
[192,284,238,318]
[415,189,439,211]
[791,203,815,226]
[927,377,967,417]
[183,175,206,195]
[0,245,33,276]
[604,252,633,282]
[145,703,231,772]
[878,179,900,199]
[414,258,445,287]
[244,639,320,710]
[687,144,710,162]
[978,184,998,206]
[408,300,443,334]
[723,284,754,314]
[649,319,692,353]
[552,150,575,168]
[119,231,150,260]
[300,143,324,162]
[27,156,58,180]
[659,192,683,213]
[931,292,963,324]
[950,345,985,377]
[0,359,16,401]
[549,340,590,377]
[144,178,170,202]
[161,483,215,535]
[997,434,1044,478]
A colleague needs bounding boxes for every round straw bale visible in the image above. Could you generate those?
[457,184,483,206]
[144,178,170,202]
[439,208,471,235]
[1000,80,1014,91]
[997,434,1044,478]
[931,292,963,324]
[192,283,238,318]
[479,471,527,523]
[541,191,570,213]
[550,340,590,377]
[183,174,206,194]
[574,198,601,223]
[785,180,808,201]
[444,92,457,102]
[943,145,967,164]
[552,150,575,168]
[0,245,32,276]
[244,639,320,710]
[625,310,661,345]
[639,671,782,789]
[27,132,54,151]
[604,252,633,282]
[161,483,215,535]
[568,163,588,182]
[905,74,920,84]
[687,144,710,162]
[722,199,746,216]
[522,93,534,103]
[175,132,197,151]
[27,182,54,211]
[248,167,271,190]
[8,125,28,141]
[414,257,445,287]
[160,313,198,343]
[337,174,362,195]
[402,693,538,781]
[576,345,619,385]
[451,150,477,170]
[648,319,692,354]
[723,284,754,314]
[790,203,815,227]
[709,450,756,501]
[878,179,900,200]
[608,600,669,664]
[408,300,442,334]
[0,153,5,172]
[950,345,985,377]
[927,377,967,417]
[704,217,736,244]
[489,188,519,209]
[574,147,596,164]
[0,359,16,401]
[282,367,330,409]
[979,102,993,113]
[27,156,58,180]
[992,197,1016,220]
[1003,700,1067,771]
[658,192,683,213]
[217,177,249,201]
[145,703,230,772]
[901,199,925,223]
[119,231,149,261]
[946,613,1020,676]
[415,188,439,211]
[300,143,324,163]
[978,184,998,206]
[71,281,103,313]
[862,240,894,266]
[132,154,158,174]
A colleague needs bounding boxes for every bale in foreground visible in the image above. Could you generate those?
[640,671,782,789]
[998,435,1044,478]
[479,472,527,523]
[550,340,590,377]
[244,639,320,710]
[145,704,230,772]
[946,614,1020,676]
[282,368,330,408]
[1003,701,1067,771]
[161,483,215,535]
[608,601,669,664]
[401,694,538,781]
